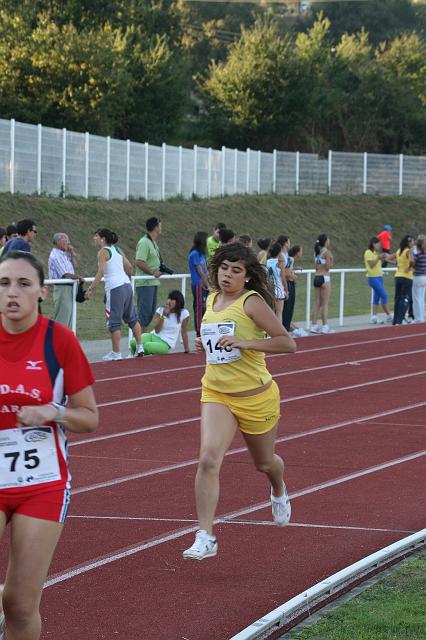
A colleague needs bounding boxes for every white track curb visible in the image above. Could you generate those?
[231,528,426,640]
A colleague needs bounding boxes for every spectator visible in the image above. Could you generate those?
[5,224,18,241]
[238,234,252,248]
[364,237,393,324]
[266,242,286,320]
[0,228,5,256]
[219,228,236,245]
[286,245,308,337]
[135,217,162,332]
[377,224,392,268]
[48,233,84,328]
[393,235,414,325]
[85,228,144,360]
[276,235,290,301]
[2,219,37,256]
[412,235,426,323]
[207,223,226,258]
[188,231,209,337]
[257,238,271,266]
[310,234,334,334]
[131,290,190,355]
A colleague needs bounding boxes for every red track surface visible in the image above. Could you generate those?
[1,325,425,639]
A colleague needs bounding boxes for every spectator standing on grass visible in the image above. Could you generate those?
[393,235,414,325]
[266,242,286,321]
[131,290,190,355]
[85,228,144,361]
[0,250,98,640]
[412,235,426,323]
[377,225,392,268]
[135,217,162,333]
[257,238,271,266]
[219,228,236,246]
[188,231,209,337]
[48,233,84,329]
[364,237,393,324]
[310,234,334,334]
[0,228,5,257]
[182,244,296,561]
[2,219,37,256]
[207,223,226,259]
[286,245,308,337]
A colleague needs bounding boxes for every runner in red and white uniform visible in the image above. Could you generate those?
[0,250,98,640]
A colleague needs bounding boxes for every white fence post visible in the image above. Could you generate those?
[84,132,89,199]
[246,148,250,194]
[234,148,238,194]
[193,144,198,196]
[306,271,311,328]
[106,136,111,200]
[273,149,277,194]
[257,150,261,194]
[221,145,226,197]
[339,271,345,326]
[162,142,166,201]
[144,142,149,199]
[295,151,300,194]
[208,147,212,198]
[62,128,67,198]
[37,124,42,195]
[328,150,332,194]
[399,154,404,196]
[10,119,15,194]
[363,152,368,195]
[178,146,183,196]
[125,139,130,201]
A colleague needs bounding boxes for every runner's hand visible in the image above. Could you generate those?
[217,336,246,350]
[194,337,204,352]
[16,404,57,427]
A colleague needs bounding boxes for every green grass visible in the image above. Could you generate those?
[1,192,423,338]
[286,552,426,640]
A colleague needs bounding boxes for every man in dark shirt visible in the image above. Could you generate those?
[2,219,37,255]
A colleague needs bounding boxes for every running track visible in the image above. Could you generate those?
[1,325,425,639]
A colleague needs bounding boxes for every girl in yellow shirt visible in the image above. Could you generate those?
[364,237,393,323]
[393,235,414,325]
[183,244,296,560]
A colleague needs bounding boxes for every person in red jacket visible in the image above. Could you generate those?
[377,225,392,268]
[0,250,98,640]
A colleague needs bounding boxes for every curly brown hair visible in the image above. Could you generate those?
[208,243,276,310]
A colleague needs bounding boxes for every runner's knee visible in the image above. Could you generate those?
[198,450,222,474]
[3,590,39,630]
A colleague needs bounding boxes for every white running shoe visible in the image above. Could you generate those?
[385,314,393,323]
[271,483,291,527]
[136,344,144,357]
[292,328,309,337]
[102,351,122,361]
[310,324,320,334]
[370,315,378,324]
[183,530,218,560]
[321,325,335,334]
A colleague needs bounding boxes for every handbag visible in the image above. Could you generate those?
[75,282,86,303]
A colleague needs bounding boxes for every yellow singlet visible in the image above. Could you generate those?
[201,290,272,393]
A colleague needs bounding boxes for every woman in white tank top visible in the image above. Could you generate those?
[310,234,334,334]
[85,229,144,360]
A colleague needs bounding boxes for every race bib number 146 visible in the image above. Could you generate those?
[201,322,241,365]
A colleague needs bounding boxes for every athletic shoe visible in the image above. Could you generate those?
[370,315,378,324]
[310,324,320,334]
[292,327,309,337]
[321,325,335,334]
[385,314,393,323]
[136,344,144,357]
[182,530,218,560]
[102,351,122,361]
[271,483,291,526]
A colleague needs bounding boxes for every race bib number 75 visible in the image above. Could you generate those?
[200,322,241,365]
[0,427,61,489]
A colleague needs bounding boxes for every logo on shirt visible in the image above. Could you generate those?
[26,361,43,371]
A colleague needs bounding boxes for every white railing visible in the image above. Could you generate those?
[1,117,425,199]
[46,268,397,336]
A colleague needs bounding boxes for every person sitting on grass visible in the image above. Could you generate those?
[131,290,190,355]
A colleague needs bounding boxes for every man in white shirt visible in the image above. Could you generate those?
[48,233,83,328]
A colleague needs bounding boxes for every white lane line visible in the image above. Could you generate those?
[95,331,426,383]
[96,367,426,409]
[45,449,426,588]
[67,514,413,534]
[70,399,426,448]
[72,400,426,494]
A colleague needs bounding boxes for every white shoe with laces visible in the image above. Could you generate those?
[271,483,291,527]
[102,351,122,361]
[183,530,218,560]
[310,324,320,334]
[321,325,335,334]
[292,328,309,337]
[370,315,378,324]
[386,314,393,323]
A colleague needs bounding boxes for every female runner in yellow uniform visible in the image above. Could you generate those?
[183,244,296,560]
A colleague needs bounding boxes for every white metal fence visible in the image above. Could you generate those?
[0,118,425,200]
